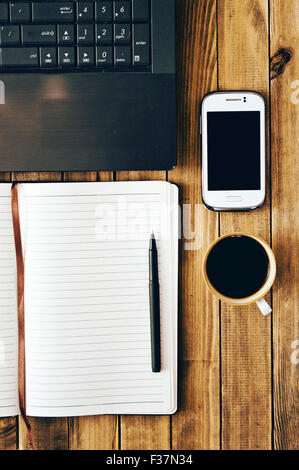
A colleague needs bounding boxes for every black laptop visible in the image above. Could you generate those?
[0,0,176,171]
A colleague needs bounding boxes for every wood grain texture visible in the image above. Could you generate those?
[117,171,165,182]
[64,172,97,182]
[116,170,170,450]
[13,172,69,450]
[120,415,170,450]
[0,417,17,450]
[168,0,220,450]
[65,171,119,450]
[19,417,68,450]
[98,172,114,182]
[0,173,11,183]
[270,0,299,450]
[12,172,62,182]
[69,415,119,450]
[217,0,272,450]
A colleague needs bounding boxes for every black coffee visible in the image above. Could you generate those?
[206,235,269,299]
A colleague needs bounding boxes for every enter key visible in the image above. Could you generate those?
[133,23,150,66]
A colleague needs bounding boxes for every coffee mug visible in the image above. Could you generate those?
[202,233,276,316]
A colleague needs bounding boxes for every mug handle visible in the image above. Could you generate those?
[256,298,272,316]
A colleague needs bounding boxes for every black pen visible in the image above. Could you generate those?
[149,232,161,373]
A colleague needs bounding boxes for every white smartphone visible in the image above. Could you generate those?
[201,91,266,211]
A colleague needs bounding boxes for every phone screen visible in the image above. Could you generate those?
[207,111,261,191]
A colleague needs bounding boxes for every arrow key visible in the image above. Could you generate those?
[78,46,95,66]
[58,25,75,44]
[41,47,57,67]
[58,46,75,66]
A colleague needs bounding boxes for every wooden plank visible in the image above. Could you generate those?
[168,0,220,450]
[0,173,11,183]
[0,417,17,450]
[0,172,17,450]
[12,172,62,182]
[120,415,170,451]
[217,0,272,449]
[116,170,169,449]
[98,172,114,182]
[270,0,299,450]
[12,172,69,450]
[65,171,118,450]
[69,415,118,450]
[19,417,68,450]
[64,172,97,182]
[117,171,165,182]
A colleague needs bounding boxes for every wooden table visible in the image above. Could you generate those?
[0,0,298,450]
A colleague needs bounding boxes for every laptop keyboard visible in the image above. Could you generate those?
[0,1,151,71]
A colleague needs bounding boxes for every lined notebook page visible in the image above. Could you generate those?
[0,184,18,418]
[19,182,177,417]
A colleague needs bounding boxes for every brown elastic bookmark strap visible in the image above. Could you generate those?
[11,183,34,450]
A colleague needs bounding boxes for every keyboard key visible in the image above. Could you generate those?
[96,2,112,21]
[96,46,113,66]
[58,25,75,44]
[77,2,94,22]
[0,26,20,45]
[22,25,57,45]
[10,2,31,23]
[77,24,94,44]
[1,47,39,67]
[32,2,75,23]
[96,24,112,44]
[114,1,131,21]
[114,45,131,66]
[132,0,149,20]
[114,24,131,44]
[40,47,57,67]
[78,46,95,66]
[133,23,150,66]
[0,4,9,23]
[58,46,75,66]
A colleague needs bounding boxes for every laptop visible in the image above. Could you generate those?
[0,1,176,171]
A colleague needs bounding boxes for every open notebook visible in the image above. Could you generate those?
[0,182,178,417]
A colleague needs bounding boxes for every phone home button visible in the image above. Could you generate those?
[226,196,243,202]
